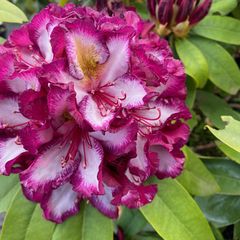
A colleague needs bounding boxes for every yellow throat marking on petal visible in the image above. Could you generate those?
[75,39,100,88]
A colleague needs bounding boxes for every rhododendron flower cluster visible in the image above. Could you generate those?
[0,4,191,223]
[147,0,212,37]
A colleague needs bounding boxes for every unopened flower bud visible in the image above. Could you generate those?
[147,0,212,37]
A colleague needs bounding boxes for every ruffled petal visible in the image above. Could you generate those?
[90,184,118,219]
[155,98,191,124]
[112,184,157,208]
[47,85,76,118]
[19,90,49,121]
[65,20,109,79]
[21,184,46,203]
[19,123,54,154]
[128,135,151,182]
[20,141,79,192]
[106,75,147,108]
[6,69,40,94]
[90,120,137,154]
[149,144,184,179]
[71,138,104,197]
[0,137,27,175]
[0,97,28,128]
[156,59,186,99]
[80,95,115,131]
[41,183,80,223]
[0,53,14,80]
[100,35,130,86]
[50,26,66,59]
[42,60,87,103]
[28,9,54,62]
[161,122,190,146]
[8,25,32,47]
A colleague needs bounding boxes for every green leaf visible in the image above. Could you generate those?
[175,38,208,88]
[24,206,56,240]
[0,174,18,200]
[193,16,240,45]
[197,91,240,128]
[232,5,240,19]
[216,141,240,164]
[234,221,240,240]
[130,0,149,19]
[189,37,240,94]
[177,146,220,196]
[210,0,238,15]
[117,208,147,237]
[210,224,224,240]
[0,189,113,240]
[0,175,19,212]
[140,178,215,240]
[205,158,240,195]
[130,232,162,240]
[196,195,240,227]
[0,37,5,44]
[187,110,198,130]
[0,0,27,23]
[53,203,113,240]
[207,116,240,153]
[0,189,37,240]
[74,202,113,240]
[0,185,19,212]
[186,77,196,109]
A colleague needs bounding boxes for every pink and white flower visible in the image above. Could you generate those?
[0,3,190,223]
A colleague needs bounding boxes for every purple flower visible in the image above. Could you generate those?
[147,0,212,37]
[0,4,190,223]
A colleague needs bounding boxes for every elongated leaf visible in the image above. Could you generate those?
[0,184,19,212]
[216,141,240,164]
[175,38,208,88]
[210,0,238,15]
[0,175,18,200]
[210,224,224,240]
[193,16,240,45]
[197,91,240,128]
[140,179,215,240]
[205,159,240,195]
[207,116,240,153]
[190,37,240,94]
[0,189,36,240]
[117,208,147,237]
[177,146,220,196]
[0,189,113,240]
[0,37,5,44]
[196,195,240,227]
[0,175,19,212]
[232,5,240,19]
[188,110,198,130]
[25,206,56,240]
[73,203,113,240]
[234,222,240,240]
[52,212,83,240]
[186,77,196,109]
[0,0,27,23]
[130,0,149,19]
[130,233,162,240]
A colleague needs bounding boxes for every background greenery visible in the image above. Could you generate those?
[0,0,240,239]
